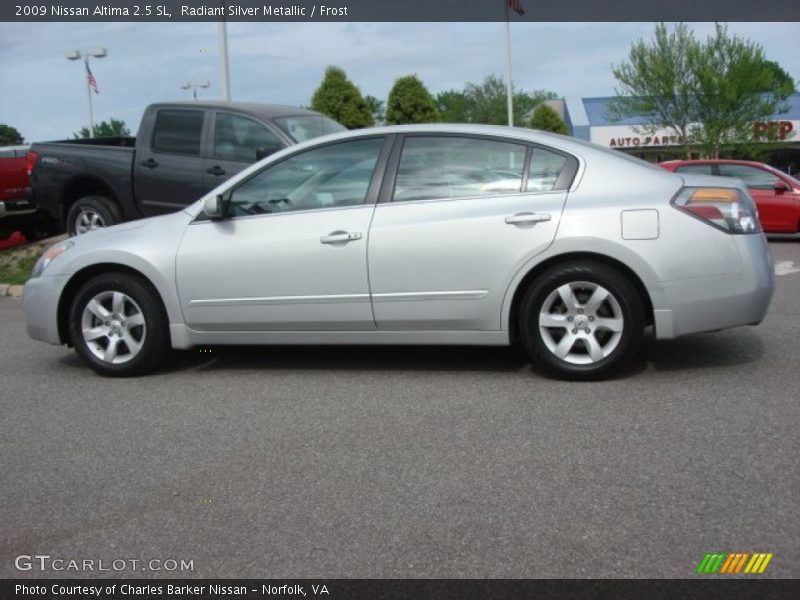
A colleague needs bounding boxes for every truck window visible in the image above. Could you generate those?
[151,110,204,156]
[214,113,283,162]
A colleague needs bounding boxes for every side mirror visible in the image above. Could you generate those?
[203,192,230,220]
[773,180,790,193]
[255,143,282,161]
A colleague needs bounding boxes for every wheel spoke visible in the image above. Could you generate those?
[126,313,145,327]
[111,292,124,315]
[121,330,141,355]
[584,335,605,362]
[83,325,109,341]
[554,332,576,358]
[539,313,568,328]
[103,337,120,362]
[87,299,111,320]
[595,317,623,332]
[557,284,580,312]
[584,286,609,314]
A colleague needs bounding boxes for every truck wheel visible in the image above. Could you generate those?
[68,272,169,377]
[66,195,121,236]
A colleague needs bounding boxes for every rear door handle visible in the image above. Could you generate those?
[206,165,226,176]
[140,158,158,169]
[505,212,552,225]
[320,231,362,245]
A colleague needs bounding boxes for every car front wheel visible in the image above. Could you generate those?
[519,261,645,380]
[68,273,168,377]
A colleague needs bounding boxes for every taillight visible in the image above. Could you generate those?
[672,187,761,234]
[26,150,38,176]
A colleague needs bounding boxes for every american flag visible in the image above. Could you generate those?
[508,0,525,16]
[85,59,99,94]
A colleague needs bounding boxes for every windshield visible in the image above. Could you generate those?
[273,115,347,143]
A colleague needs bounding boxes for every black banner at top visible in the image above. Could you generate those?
[3,0,800,22]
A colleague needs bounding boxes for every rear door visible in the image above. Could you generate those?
[202,111,288,191]
[716,163,796,232]
[367,135,576,331]
[134,108,209,216]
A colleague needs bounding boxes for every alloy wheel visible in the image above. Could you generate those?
[80,291,146,364]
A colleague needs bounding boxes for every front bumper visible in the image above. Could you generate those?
[651,234,774,339]
[22,274,68,345]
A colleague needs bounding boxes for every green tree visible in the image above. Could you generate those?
[529,104,569,135]
[610,23,792,158]
[73,118,131,139]
[436,75,557,126]
[435,90,471,122]
[609,23,698,158]
[385,75,440,125]
[309,66,374,129]
[0,124,24,145]
[364,95,385,125]
[691,24,791,158]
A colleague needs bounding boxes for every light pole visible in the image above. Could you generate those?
[65,47,107,138]
[181,81,211,101]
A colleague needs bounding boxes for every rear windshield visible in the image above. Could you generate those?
[272,115,346,143]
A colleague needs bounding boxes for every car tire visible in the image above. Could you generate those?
[66,195,121,236]
[68,272,168,377]
[519,260,645,380]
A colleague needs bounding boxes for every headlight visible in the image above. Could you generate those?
[31,240,74,278]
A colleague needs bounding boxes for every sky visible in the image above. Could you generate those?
[1,21,798,142]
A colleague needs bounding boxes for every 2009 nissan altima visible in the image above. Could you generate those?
[22,125,774,379]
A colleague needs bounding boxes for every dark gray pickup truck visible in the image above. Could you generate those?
[29,101,345,235]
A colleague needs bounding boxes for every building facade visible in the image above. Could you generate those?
[559,94,800,175]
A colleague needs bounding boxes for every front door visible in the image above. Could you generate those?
[368,136,574,331]
[175,136,388,331]
[716,163,797,232]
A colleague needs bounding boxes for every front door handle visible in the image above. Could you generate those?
[320,231,362,245]
[206,165,226,176]
[140,158,158,169]
[505,212,552,225]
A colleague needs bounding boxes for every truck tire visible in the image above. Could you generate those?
[66,195,121,236]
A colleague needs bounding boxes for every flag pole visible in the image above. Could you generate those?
[85,59,95,138]
[218,1,231,101]
[503,1,514,127]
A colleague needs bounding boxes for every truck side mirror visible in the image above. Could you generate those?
[203,191,231,219]
[255,143,282,161]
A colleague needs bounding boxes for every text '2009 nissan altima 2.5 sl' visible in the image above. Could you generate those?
[22,125,775,380]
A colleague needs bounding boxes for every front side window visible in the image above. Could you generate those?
[273,115,347,143]
[229,137,384,216]
[717,164,781,190]
[151,110,204,156]
[214,113,283,162]
[393,136,526,202]
[675,163,714,175]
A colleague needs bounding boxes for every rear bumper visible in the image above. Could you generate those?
[22,274,68,345]
[651,234,774,339]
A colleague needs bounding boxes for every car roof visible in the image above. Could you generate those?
[149,101,329,120]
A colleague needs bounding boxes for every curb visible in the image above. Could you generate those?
[0,283,24,298]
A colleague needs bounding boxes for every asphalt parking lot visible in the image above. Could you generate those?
[1,240,798,579]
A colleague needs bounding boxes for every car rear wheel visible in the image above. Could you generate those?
[519,261,645,380]
[68,273,168,377]
[66,195,120,236]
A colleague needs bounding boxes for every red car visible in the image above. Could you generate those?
[660,159,800,233]
[0,145,36,243]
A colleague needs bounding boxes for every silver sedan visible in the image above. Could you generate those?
[22,125,774,379]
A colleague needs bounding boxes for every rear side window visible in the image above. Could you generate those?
[152,110,204,156]
[393,136,526,202]
[527,148,571,192]
[675,164,714,175]
[717,164,781,190]
[214,113,283,162]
